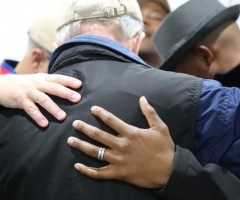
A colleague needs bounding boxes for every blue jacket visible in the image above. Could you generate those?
[197,80,240,177]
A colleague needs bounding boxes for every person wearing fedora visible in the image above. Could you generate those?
[1,0,240,200]
[137,0,170,68]
[153,0,240,87]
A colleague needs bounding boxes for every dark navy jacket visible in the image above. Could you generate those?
[0,35,240,200]
[51,35,240,178]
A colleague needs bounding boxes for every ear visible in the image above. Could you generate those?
[194,45,214,67]
[131,32,145,54]
[30,48,45,73]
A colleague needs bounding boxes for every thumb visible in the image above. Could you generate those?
[139,96,164,128]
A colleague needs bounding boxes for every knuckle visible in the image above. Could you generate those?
[92,128,101,138]
[130,127,139,137]
[161,123,170,134]
[73,141,81,149]
[126,126,140,141]
[12,91,24,105]
[38,94,49,104]
[54,74,64,82]
[24,103,39,114]
[50,84,61,93]
[147,106,157,116]
[114,155,124,164]
[87,147,97,157]
[161,123,169,131]
[118,140,129,152]
[103,113,113,124]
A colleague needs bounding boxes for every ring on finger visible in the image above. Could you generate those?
[35,93,43,104]
[98,147,106,161]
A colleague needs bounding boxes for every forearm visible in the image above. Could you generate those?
[157,146,240,200]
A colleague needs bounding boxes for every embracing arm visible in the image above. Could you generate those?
[68,96,240,199]
[0,73,81,127]
[160,145,240,200]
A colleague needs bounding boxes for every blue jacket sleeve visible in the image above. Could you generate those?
[196,80,240,178]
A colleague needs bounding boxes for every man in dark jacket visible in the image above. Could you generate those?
[0,0,240,200]
[153,0,240,87]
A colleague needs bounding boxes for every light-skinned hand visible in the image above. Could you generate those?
[0,73,82,127]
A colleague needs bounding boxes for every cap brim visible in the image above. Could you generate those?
[159,5,240,71]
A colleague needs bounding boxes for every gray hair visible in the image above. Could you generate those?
[57,0,144,44]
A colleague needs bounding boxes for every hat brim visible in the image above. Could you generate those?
[160,5,240,71]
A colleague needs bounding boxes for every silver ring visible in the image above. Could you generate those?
[97,147,106,161]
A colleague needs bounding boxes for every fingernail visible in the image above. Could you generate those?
[57,111,66,120]
[141,96,148,104]
[74,80,82,87]
[67,137,74,145]
[72,120,79,127]
[74,163,80,170]
[40,119,48,127]
[72,93,81,102]
[91,106,97,112]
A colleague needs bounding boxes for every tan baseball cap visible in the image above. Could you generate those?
[28,13,57,53]
[57,0,143,30]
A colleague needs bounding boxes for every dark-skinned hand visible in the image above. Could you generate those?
[68,96,175,189]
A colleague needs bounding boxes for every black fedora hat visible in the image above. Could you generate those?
[153,0,240,71]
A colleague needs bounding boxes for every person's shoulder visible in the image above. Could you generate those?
[201,79,240,97]
[202,79,223,90]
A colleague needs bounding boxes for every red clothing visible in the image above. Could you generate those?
[0,59,17,74]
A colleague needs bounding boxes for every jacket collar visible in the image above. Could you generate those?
[49,35,148,72]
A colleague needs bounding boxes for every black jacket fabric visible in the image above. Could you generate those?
[160,146,240,200]
[0,41,207,200]
[214,64,240,88]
